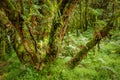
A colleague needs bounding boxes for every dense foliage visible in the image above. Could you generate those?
[0,0,120,80]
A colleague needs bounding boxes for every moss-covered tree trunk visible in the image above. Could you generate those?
[67,0,120,68]
[68,21,114,68]
[0,24,6,60]
[1,41,6,60]
[0,0,81,69]
[0,1,39,66]
[45,0,80,63]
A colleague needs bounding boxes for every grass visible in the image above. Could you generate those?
[1,29,120,80]
[3,42,119,80]
[12,51,119,80]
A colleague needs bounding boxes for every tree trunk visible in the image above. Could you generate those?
[1,41,6,60]
[68,20,114,68]
[0,1,39,65]
[45,0,80,63]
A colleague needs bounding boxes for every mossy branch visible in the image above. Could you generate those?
[67,21,114,68]
[4,0,16,10]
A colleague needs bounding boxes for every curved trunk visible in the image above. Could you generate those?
[68,21,114,68]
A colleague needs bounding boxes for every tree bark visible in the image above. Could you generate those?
[45,0,80,63]
[0,1,39,65]
[68,20,114,68]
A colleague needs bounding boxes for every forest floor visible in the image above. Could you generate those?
[0,61,11,80]
[0,29,120,80]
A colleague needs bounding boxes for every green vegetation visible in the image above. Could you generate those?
[0,0,120,80]
[1,29,120,80]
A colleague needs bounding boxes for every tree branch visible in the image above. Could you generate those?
[67,20,114,68]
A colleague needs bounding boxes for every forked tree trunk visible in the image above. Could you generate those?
[0,0,80,69]
[45,0,80,63]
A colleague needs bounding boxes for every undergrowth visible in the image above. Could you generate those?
[2,29,120,80]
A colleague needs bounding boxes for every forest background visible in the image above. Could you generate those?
[0,0,120,80]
